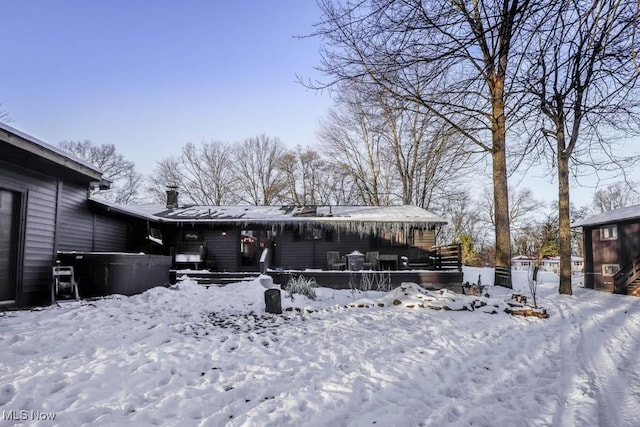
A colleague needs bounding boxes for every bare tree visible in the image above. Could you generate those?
[278,146,335,205]
[181,141,238,205]
[317,92,389,205]
[593,181,640,213]
[310,0,545,287]
[148,141,238,206]
[319,82,474,209]
[512,224,539,256]
[373,89,474,209]
[58,140,142,204]
[522,0,640,294]
[278,152,301,205]
[319,163,363,205]
[434,190,486,248]
[147,156,184,204]
[481,187,542,231]
[234,135,287,205]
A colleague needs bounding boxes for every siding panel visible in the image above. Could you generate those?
[202,228,239,272]
[57,183,94,252]
[94,216,129,252]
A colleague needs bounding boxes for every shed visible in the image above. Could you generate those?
[573,204,640,295]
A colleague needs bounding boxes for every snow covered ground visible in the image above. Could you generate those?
[1,268,639,426]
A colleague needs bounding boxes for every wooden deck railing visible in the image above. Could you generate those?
[613,254,640,294]
[431,243,462,272]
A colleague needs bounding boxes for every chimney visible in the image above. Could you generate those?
[166,186,179,209]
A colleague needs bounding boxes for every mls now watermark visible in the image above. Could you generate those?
[2,410,57,421]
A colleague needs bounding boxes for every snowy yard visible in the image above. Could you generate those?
[1,268,639,426]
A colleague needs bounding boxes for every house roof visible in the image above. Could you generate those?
[572,204,640,228]
[511,255,536,261]
[90,199,448,230]
[0,121,107,184]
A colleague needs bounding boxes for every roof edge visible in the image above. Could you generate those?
[0,122,105,182]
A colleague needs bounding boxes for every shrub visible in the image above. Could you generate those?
[285,275,317,300]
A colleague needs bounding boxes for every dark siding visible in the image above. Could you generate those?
[164,227,240,272]
[0,161,57,301]
[163,224,441,272]
[591,225,619,291]
[94,215,129,252]
[202,228,239,272]
[57,183,94,252]
[276,228,376,270]
[586,220,640,292]
[621,222,640,265]
[583,226,594,289]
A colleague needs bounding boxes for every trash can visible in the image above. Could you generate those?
[264,288,282,314]
[346,250,365,271]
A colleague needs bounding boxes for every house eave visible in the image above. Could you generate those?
[0,122,105,182]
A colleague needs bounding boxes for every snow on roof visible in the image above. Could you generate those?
[89,199,161,221]
[511,255,536,261]
[573,204,640,228]
[0,121,104,177]
[90,199,448,228]
[158,204,447,223]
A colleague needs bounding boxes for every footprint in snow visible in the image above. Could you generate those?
[0,384,16,405]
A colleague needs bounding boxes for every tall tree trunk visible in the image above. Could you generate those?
[558,145,573,294]
[492,95,512,288]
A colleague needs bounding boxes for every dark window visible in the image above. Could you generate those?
[0,189,20,301]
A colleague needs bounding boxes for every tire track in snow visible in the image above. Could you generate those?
[550,292,640,427]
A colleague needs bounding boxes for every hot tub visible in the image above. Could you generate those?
[56,252,172,298]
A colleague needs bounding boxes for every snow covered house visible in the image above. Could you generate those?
[511,255,583,275]
[573,205,640,295]
[1,122,463,307]
[0,123,170,308]
[539,256,584,274]
[92,195,453,270]
[511,255,536,271]
[91,192,464,289]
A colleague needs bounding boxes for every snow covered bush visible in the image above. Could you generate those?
[285,275,317,300]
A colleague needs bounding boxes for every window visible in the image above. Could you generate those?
[602,264,620,276]
[599,225,618,240]
[148,227,163,245]
[183,230,201,241]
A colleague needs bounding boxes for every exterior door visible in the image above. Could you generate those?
[0,189,17,301]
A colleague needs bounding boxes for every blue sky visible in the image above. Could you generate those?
[1,1,637,208]
[1,1,332,175]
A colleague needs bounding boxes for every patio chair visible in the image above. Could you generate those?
[364,251,379,270]
[52,265,80,302]
[327,251,346,270]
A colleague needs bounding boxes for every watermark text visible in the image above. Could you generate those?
[2,410,57,421]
